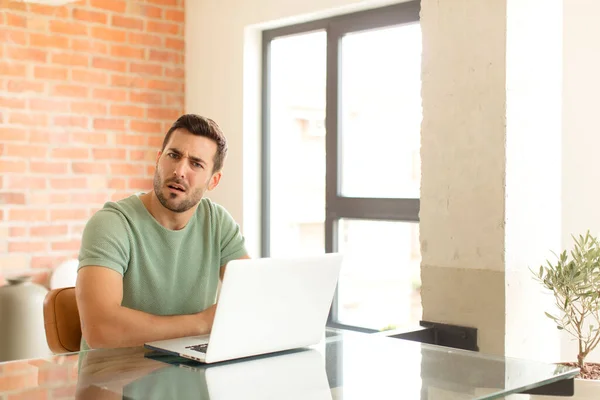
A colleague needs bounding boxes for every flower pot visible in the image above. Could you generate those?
[523,378,600,400]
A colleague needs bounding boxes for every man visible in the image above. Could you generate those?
[76,114,249,350]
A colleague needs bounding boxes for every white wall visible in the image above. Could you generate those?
[561,0,600,363]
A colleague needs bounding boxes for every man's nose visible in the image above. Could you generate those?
[173,159,186,179]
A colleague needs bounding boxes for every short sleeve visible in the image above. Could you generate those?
[215,204,248,266]
[78,209,131,276]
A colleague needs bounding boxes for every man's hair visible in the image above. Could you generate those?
[161,114,228,172]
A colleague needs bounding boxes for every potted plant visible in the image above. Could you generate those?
[533,231,600,399]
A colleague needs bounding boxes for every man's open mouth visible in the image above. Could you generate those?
[167,183,186,192]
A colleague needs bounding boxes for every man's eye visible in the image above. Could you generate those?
[193,162,203,169]
[168,153,179,159]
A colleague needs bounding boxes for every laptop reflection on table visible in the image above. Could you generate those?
[135,348,332,400]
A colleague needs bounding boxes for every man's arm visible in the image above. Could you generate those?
[76,266,216,349]
[219,254,250,282]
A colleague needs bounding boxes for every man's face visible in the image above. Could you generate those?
[153,128,221,213]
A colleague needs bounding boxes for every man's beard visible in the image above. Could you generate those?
[153,173,204,213]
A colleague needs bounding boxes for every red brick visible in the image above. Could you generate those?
[0,61,27,77]
[164,94,184,106]
[5,176,47,190]
[149,134,165,147]
[51,148,90,159]
[92,148,126,160]
[165,38,184,51]
[10,227,28,237]
[52,384,77,398]
[0,96,26,109]
[111,45,145,59]
[129,178,153,189]
[29,98,69,112]
[71,193,107,204]
[72,132,107,145]
[30,33,70,49]
[52,52,89,67]
[25,17,48,32]
[111,191,132,201]
[111,163,145,175]
[149,50,180,63]
[112,15,144,30]
[165,67,184,79]
[72,38,109,54]
[8,387,49,400]
[111,105,145,118]
[0,161,26,173]
[148,80,182,92]
[130,63,163,76]
[131,120,162,133]
[3,45,45,62]
[90,0,126,13]
[92,57,127,72]
[112,74,145,89]
[0,373,37,392]
[72,9,108,24]
[29,4,69,17]
[9,112,48,126]
[7,80,46,94]
[6,13,27,28]
[147,21,179,35]
[9,241,47,252]
[109,178,126,189]
[116,134,145,146]
[0,127,27,142]
[51,240,81,252]
[94,118,125,131]
[31,256,68,269]
[93,88,128,102]
[72,162,108,174]
[146,0,177,6]
[147,165,156,175]
[30,162,69,174]
[4,144,47,158]
[147,107,180,120]
[130,150,157,161]
[0,193,26,205]
[50,178,88,190]
[70,101,108,115]
[30,131,69,144]
[165,9,184,22]
[34,66,68,80]
[0,28,27,45]
[29,193,70,204]
[53,115,89,128]
[50,209,87,221]
[9,209,48,222]
[140,5,163,19]
[128,32,162,47]
[30,225,68,237]
[90,26,126,42]
[72,69,109,85]
[52,84,89,98]
[50,21,88,36]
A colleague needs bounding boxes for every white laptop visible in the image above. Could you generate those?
[144,253,343,364]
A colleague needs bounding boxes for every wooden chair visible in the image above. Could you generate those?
[43,287,82,353]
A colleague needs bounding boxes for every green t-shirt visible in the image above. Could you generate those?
[77,194,248,349]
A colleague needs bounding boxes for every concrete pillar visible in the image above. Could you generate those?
[420,0,562,360]
[561,0,600,363]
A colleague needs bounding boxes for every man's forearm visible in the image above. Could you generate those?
[83,306,212,349]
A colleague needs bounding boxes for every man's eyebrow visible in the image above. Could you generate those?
[166,148,207,165]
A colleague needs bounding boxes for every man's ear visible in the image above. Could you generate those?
[208,171,222,191]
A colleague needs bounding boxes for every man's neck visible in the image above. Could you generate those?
[141,192,195,231]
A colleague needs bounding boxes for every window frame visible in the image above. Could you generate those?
[261,1,421,332]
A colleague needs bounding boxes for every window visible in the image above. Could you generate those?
[262,2,421,332]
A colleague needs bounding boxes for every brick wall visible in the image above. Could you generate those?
[0,0,185,286]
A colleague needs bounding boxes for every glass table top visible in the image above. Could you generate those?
[0,329,579,400]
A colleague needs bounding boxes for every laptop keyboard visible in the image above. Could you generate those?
[185,343,209,354]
